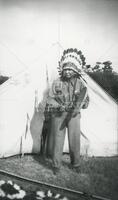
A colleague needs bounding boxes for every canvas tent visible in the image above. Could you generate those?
[0,45,118,158]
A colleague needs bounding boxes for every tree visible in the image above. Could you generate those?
[102,61,113,72]
[84,64,92,72]
[87,61,118,102]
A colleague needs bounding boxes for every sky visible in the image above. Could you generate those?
[0,0,118,76]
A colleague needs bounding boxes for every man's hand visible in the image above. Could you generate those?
[58,105,65,112]
[65,103,74,112]
[71,107,80,117]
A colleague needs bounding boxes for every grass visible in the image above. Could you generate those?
[0,154,118,200]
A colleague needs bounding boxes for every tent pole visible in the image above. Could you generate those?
[115,103,118,155]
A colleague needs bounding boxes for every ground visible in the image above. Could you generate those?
[0,154,118,200]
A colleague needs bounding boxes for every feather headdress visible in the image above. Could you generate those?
[58,48,86,76]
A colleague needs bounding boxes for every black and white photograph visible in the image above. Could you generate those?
[0,0,118,199]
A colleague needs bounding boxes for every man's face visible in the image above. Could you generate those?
[63,69,76,79]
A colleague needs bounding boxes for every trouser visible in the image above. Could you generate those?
[46,112,81,169]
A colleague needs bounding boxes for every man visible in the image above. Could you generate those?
[45,48,89,174]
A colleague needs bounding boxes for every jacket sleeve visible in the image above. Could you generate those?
[71,81,87,117]
[74,80,89,111]
[82,94,90,109]
[80,81,89,109]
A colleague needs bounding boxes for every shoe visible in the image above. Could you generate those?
[53,167,60,175]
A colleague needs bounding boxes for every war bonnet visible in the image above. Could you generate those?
[58,48,86,76]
